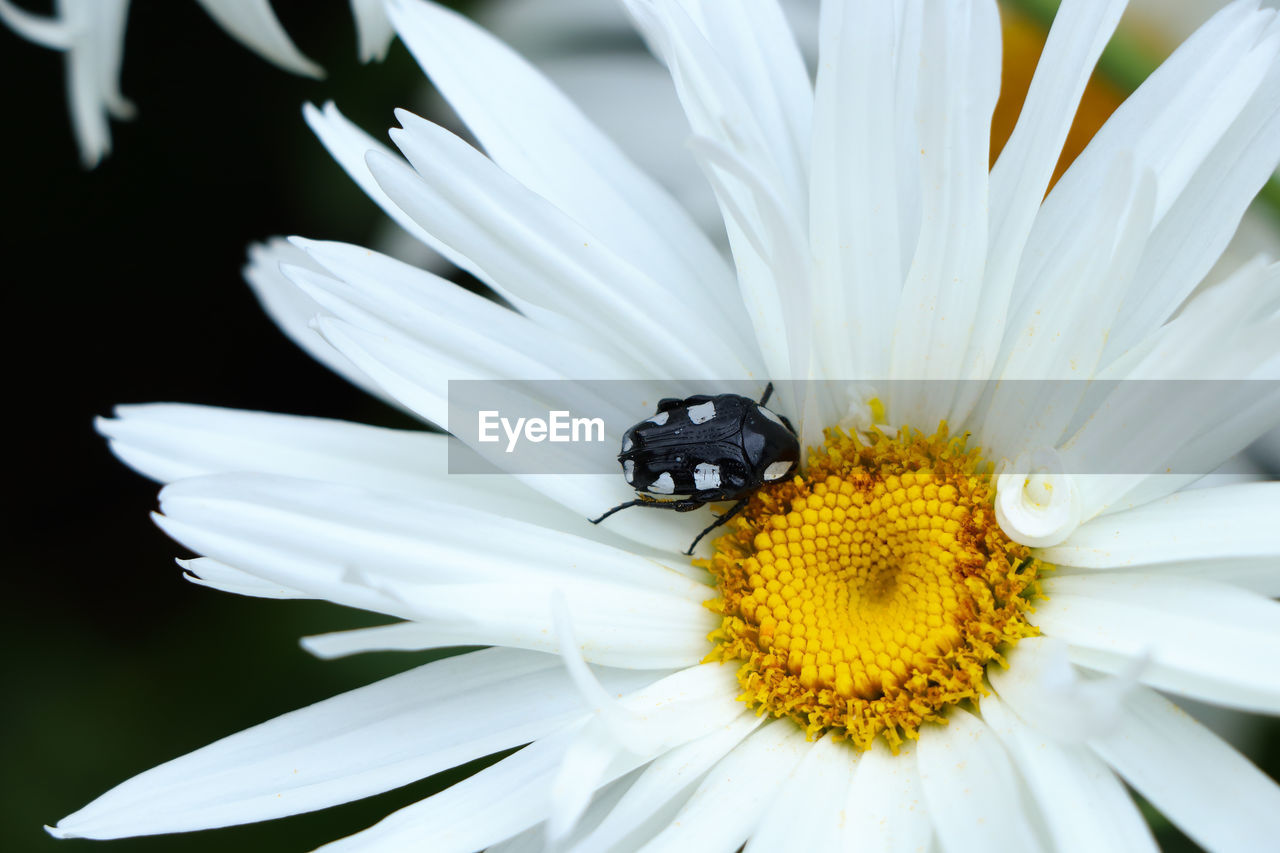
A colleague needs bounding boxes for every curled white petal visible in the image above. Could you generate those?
[995,448,1083,546]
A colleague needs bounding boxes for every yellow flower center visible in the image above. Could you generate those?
[703,422,1043,751]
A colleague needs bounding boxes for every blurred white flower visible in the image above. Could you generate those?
[0,0,393,165]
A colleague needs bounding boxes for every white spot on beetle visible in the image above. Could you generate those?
[622,435,633,452]
[650,472,676,494]
[688,401,716,424]
[758,405,785,427]
[623,459,635,482]
[648,411,670,426]
[763,460,794,481]
[693,462,721,491]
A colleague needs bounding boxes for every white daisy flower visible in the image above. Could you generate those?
[53,0,1280,850]
[0,0,393,166]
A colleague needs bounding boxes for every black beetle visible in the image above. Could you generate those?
[590,383,799,554]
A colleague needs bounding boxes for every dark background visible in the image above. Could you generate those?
[2,1,1276,852]
[2,2,476,851]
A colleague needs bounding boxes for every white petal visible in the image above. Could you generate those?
[50,649,657,839]
[986,158,1155,446]
[243,238,397,408]
[686,135,815,419]
[0,0,76,48]
[625,0,811,215]
[990,636,1147,744]
[1106,24,1280,361]
[967,0,1129,385]
[1094,260,1280,511]
[152,474,716,667]
[6,0,136,167]
[316,721,596,853]
[842,739,932,853]
[548,663,745,842]
[980,692,1156,853]
[155,473,707,601]
[637,720,809,853]
[97,403,445,488]
[1136,556,1280,596]
[809,1,916,381]
[566,714,763,853]
[385,0,745,343]
[302,103,464,280]
[621,0,810,382]
[1036,572,1280,712]
[491,771,641,853]
[1058,378,1280,521]
[1021,4,1279,359]
[290,237,640,382]
[322,664,740,853]
[1089,685,1280,852]
[889,0,1001,428]
[193,0,323,78]
[301,621,454,657]
[350,0,394,62]
[745,735,856,853]
[370,116,752,379]
[97,402,637,547]
[915,707,1044,853]
[1041,482,1280,568]
[182,556,309,599]
[536,52,723,237]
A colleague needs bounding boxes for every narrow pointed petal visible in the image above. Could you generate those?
[841,739,931,853]
[1041,482,1280,568]
[91,402,615,559]
[1089,685,1280,852]
[566,714,763,853]
[0,0,75,48]
[965,0,1128,383]
[385,0,744,340]
[888,0,1001,428]
[621,0,812,381]
[745,735,856,853]
[369,116,753,379]
[50,649,657,839]
[810,1,917,381]
[1019,4,1280,360]
[194,0,323,77]
[317,722,590,853]
[981,693,1156,853]
[916,707,1045,853]
[243,238,397,409]
[323,665,740,853]
[636,721,808,852]
[153,474,715,667]
[350,0,394,62]
[182,556,310,599]
[1036,572,1280,712]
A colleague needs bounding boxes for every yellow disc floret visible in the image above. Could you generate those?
[704,421,1042,751]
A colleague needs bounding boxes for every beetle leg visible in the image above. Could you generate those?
[684,497,750,555]
[590,497,707,524]
[758,381,775,407]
